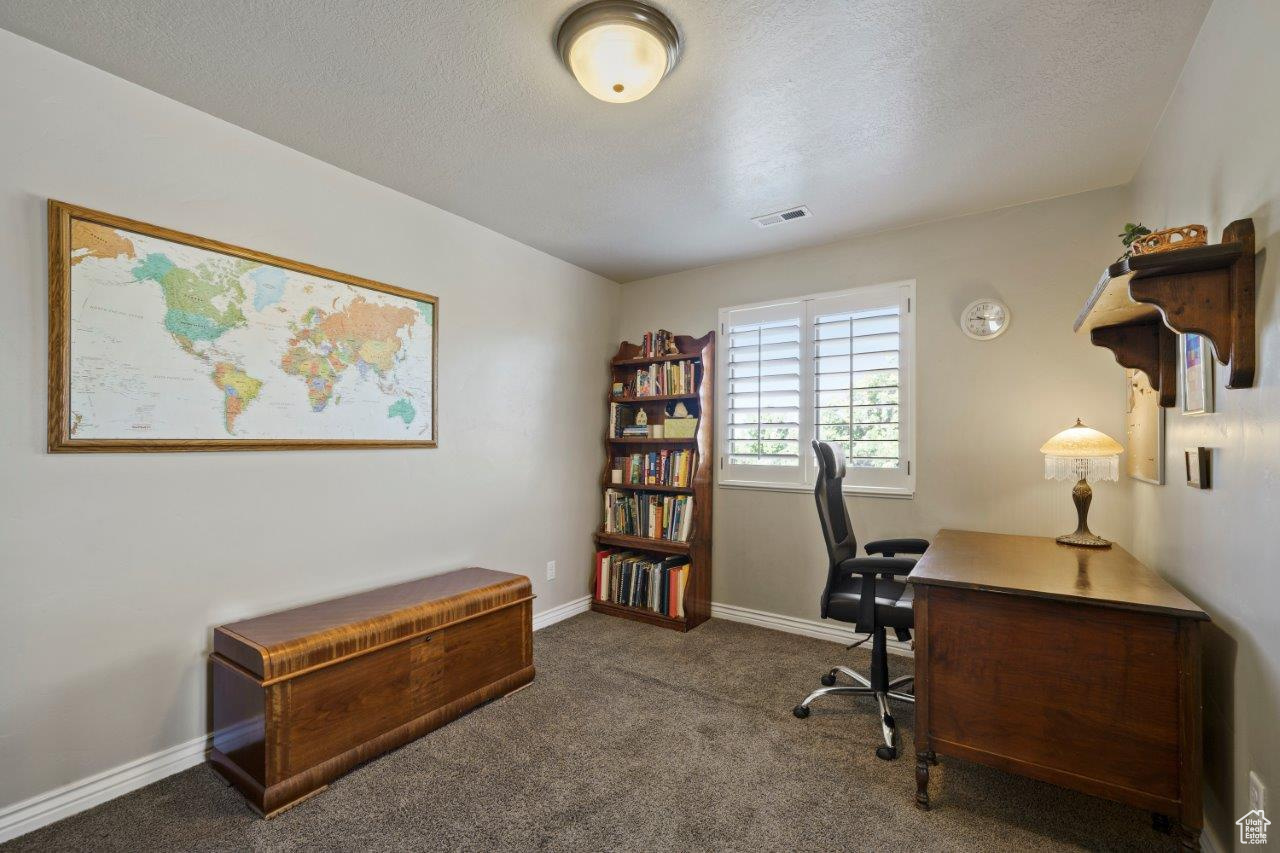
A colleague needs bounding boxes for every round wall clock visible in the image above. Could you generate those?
[960,299,1011,340]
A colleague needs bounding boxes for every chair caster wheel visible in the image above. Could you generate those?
[793,705,811,719]
[876,745,898,761]
[820,673,836,686]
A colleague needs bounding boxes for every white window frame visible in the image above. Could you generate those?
[717,280,916,498]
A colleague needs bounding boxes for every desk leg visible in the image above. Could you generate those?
[1172,825,1200,852]
[915,751,934,809]
[913,587,933,810]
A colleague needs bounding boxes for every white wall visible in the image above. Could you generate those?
[1127,0,1280,845]
[618,186,1135,620]
[0,30,618,809]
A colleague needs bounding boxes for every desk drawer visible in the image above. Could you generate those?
[924,586,1181,803]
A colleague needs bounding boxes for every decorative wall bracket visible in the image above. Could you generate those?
[1076,218,1257,405]
[1090,320,1178,407]
[1128,219,1255,388]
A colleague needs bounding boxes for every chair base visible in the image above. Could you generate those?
[793,667,915,760]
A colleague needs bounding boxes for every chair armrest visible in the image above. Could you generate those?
[864,538,930,557]
[835,557,917,631]
[837,556,918,578]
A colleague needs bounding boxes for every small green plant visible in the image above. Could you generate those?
[1119,223,1152,251]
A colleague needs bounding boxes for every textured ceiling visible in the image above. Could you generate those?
[0,0,1210,282]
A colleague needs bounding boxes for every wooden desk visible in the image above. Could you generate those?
[909,530,1208,849]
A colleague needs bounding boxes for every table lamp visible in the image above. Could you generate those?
[1040,419,1124,548]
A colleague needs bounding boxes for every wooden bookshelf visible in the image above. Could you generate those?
[593,331,714,632]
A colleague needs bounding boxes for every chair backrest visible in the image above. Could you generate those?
[812,440,858,569]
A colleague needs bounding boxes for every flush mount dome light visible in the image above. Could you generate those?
[556,1,681,104]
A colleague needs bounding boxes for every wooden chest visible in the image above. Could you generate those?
[209,567,534,816]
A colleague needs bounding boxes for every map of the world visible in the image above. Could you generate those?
[66,218,435,443]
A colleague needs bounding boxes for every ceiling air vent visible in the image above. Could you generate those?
[751,206,812,228]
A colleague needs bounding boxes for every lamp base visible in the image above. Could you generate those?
[1055,531,1112,548]
[1055,477,1112,548]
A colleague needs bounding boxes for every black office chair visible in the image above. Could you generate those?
[792,440,929,760]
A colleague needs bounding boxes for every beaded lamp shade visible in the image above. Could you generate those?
[1040,419,1124,548]
[1040,419,1124,482]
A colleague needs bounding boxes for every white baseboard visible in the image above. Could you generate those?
[0,734,209,844]
[532,594,591,631]
[0,593,593,843]
[710,601,914,657]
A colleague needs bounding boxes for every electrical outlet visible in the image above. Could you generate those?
[546,560,556,581]
[1250,770,1266,811]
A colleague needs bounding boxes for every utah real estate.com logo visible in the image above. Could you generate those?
[1237,809,1270,845]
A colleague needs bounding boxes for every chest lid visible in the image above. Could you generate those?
[213,567,532,682]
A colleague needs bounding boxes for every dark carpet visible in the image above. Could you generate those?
[5,613,1174,852]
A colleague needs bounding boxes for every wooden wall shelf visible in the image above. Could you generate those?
[608,436,697,445]
[590,599,689,629]
[1075,219,1256,405]
[593,332,714,632]
[610,393,700,403]
[594,531,692,555]
[612,352,703,366]
[602,481,694,494]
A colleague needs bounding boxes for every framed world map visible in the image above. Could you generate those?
[48,200,437,451]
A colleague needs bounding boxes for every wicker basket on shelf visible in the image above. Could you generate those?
[1130,224,1207,255]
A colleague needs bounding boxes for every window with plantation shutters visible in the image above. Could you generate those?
[718,281,915,496]
[722,301,803,482]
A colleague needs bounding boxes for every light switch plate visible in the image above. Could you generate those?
[546,560,556,581]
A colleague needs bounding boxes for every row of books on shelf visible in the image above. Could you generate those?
[603,490,694,542]
[608,403,638,437]
[594,550,691,618]
[632,360,696,397]
[637,329,680,359]
[611,449,694,488]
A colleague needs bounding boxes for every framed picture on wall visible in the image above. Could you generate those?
[1184,447,1211,489]
[1180,333,1213,415]
[1124,369,1164,484]
[48,200,437,451]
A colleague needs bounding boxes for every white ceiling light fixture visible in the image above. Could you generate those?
[556,1,681,104]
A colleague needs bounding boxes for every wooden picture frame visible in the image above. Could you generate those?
[49,200,438,451]
[1184,447,1210,489]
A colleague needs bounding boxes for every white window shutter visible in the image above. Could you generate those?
[719,301,804,485]
[807,283,914,494]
